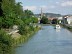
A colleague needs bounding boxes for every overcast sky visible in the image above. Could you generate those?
[16,0,72,15]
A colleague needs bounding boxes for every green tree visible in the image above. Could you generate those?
[52,19,58,24]
[40,16,48,24]
[1,0,24,28]
[14,2,24,18]
[24,9,34,18]
[31,17,38,23]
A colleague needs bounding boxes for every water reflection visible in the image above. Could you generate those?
[56,29,60,32]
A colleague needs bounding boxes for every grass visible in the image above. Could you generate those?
[11,27,40,47]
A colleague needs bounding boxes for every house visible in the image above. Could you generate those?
[48,18,54,21]
[67,16,72,25]
[38,18,41,23]
[62,15,68,24]
[57,17,63,24]
[62,15,72,25]
[48,18,56,24]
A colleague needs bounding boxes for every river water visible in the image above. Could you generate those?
[15,26,72,54]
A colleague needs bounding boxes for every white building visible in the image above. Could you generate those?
[58,17,63,24]
[38,18,41,23]
[58,17,62,20]
[67,16,72,25]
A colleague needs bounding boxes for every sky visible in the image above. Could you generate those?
[16,0,72,15]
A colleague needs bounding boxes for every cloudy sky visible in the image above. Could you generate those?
[16,0,72,15]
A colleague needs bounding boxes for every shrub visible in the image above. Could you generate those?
[0,29,13,54]
[18,24,28,35]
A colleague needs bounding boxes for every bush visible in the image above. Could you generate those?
[2,17,14,28]
[18,24,34,35]
[0,29,13,54]
[18,24,30,35]
[14,19,24,25]
[18,24,25,35]
[31,17,38,23]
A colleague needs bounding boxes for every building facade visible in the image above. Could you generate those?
[67,16,72,25]
[62,15,68,24]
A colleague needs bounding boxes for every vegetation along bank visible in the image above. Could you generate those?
[0,0,41,54]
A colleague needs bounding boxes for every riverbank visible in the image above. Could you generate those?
[12,26,41,47]
[0,25,41,54]
[61,24,72,32]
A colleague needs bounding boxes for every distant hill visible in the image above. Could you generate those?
[35,13,62,18]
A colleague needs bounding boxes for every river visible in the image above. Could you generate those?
[15,25,72,54]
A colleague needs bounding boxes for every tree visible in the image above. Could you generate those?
[14,2,24,18]
[0,0,39,54]
[30,16,38,23]
[1,0,24,28]
[40,16,48,24]
[24,9,34,18]
[3,17,14,28]
[52,19,58,24]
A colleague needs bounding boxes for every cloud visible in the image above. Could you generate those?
[56,2,60,4]
[23,5,56,13]
[23,6,37,11]
[40,5,48,10]
[50,5,56,8]
[61,1,72,7]
[40,5,56,10]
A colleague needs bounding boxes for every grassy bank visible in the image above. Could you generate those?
[62,25,72,32]
[12,26,40,47]
[0,26,40,54]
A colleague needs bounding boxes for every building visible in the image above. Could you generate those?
[57,17,63,24]
[67,16,72,25]
[62,15,68,24]
[38,18,41,23]
[48,18,58,24]
[62,15,72,25]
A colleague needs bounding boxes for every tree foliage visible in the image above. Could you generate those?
[52,19,58,24]
[24,9,34,18]
[0,0,37,28]
[40,16,48,24]
[0,0,38,54]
